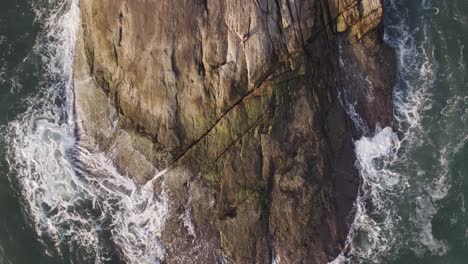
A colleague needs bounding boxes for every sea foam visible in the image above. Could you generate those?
[5,1,169,263]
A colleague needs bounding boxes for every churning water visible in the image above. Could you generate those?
[0,0,467,264]
[1,1,168,263]
[333,0,468,263]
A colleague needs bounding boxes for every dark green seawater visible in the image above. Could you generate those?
[0,0,58,263]
[335,0,468,263]
[0,0,466,264]
[1,1,168,263]
[384,0,468,263]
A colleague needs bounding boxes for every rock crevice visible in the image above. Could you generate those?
[73,0,395,263]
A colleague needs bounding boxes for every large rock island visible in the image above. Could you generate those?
[73,0,394,262]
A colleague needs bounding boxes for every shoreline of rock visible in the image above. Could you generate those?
[73,0,395,262]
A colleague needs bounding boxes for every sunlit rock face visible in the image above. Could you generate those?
[74,0,394,263]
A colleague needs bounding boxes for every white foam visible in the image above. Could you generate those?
[0,244,5,264]
[330,0,457,262]
[5,1,169,263]
[179,208,196,238]
[411,195,448,256]
[336,44,370,136]
[421,0,432,10]
[334,128,402,263]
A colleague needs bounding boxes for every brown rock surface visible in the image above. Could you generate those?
[73,0,395,263]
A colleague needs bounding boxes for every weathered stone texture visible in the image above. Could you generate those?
[74,0,394,263]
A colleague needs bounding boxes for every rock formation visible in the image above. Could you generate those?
[73,0,395,263]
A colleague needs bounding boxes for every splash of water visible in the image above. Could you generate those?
[4,1,168,263]
[330,0,461,262]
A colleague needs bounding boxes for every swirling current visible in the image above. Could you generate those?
[0,0,467,264]
[333,0,468,263]
[1,1,168,263]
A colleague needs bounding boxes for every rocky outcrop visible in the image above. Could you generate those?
[73,0,394,263]
[330,0,395,131]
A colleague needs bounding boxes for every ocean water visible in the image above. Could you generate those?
[0,0,466,264]
[333,0,468,263]
[1,1,168,263]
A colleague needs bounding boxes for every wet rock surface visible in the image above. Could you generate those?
[74,0,395,263]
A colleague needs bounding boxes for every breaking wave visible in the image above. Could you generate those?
[3,1,168,263]
[332,0,468,262]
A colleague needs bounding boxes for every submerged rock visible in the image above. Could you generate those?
[74,0,394,263]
